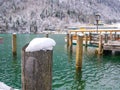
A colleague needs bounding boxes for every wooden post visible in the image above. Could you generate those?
[0,37,3,44]
[105,33,108,43]
[110,32,113,40]
[76,34,83,69]
[117,34,119,40]
[98,34,103,55]
[89,32,91,44]
[12,33,17,55]
[22,44,53,90]
[85,34,88,47]
[46,33,49,38]
[67,33,69,48]
[69,34,73,51]
[114,32,116,40]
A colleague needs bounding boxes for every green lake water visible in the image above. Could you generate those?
[0,34,120,90]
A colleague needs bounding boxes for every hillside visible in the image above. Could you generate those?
[0,0,120,33]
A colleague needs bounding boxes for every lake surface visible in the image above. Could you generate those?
[0,34,120,90]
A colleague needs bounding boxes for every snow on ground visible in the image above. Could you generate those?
[0,82,19,90]
[26,37,56,52]
[0,82,12,90]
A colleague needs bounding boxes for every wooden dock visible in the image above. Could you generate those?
[66,28,120,54]
[103,40,120,52]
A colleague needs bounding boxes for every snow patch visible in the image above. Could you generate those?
[26,38,56,52]
[0,82,19,90]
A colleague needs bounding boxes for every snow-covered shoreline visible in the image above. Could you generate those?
[0,82,19,90]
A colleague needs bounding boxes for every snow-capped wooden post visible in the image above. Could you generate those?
[22,38,56,90]
[12,33,17,56]
[76,34,83,70]
[67,33,69,48]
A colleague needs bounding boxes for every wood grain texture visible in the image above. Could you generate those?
[22,44,53,90]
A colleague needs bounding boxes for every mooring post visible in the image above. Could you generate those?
[22,38,55,90]
[67,33,69,48]
[12,33,17,56]
[69,34,73,51]
[98,34,103,55]
[46,33,49,38]
[76,34,83,70]
[89,32,92,44]
[85,34,88,48]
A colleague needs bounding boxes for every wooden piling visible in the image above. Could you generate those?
[46,33,49,38]
[67,33,69,48]
[114,32,116,40]
[85,34,88,47]
[69,34,73,51]
[22,44,53,90]
[98,34,103,54]
[12,33,17,55]
[89,32,91,44]
[76,34,83,69]
[110,32,113,40]
[105,33,108,43]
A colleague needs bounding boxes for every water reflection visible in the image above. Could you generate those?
[70,69,85,90]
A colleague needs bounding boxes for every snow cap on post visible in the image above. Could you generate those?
[25,38,56,52]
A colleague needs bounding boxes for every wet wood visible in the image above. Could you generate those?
[98,34,103,54]
[67,33,69,48]
[69,34,73,51]
[85,34,88,47]
[0,37,3,44]
[46,33,49,38]
[76,35,83,69]
[12,33,17,55]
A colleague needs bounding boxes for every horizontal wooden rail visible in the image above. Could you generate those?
[68,29,120,34]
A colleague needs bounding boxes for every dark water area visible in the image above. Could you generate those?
[0,34,120,90]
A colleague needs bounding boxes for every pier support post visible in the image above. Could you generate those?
[105,33,108,43]
[67,33,69,48]
[98,34,103,55]
[22,45,53,90]
[12,33,17,56]
[69,34,73,51]
[76,34,83,70]
[46,33,49,38]
[110,32,113,40]
[85,34,88,47]
[114,32,116,40]
[89,32,92,44]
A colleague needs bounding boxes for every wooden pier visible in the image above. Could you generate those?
[66,28,120,54]
[103,40,120,53]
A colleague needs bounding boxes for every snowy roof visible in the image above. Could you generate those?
[26,38,56,52]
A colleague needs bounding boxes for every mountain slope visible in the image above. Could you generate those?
[0,0,120,33]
